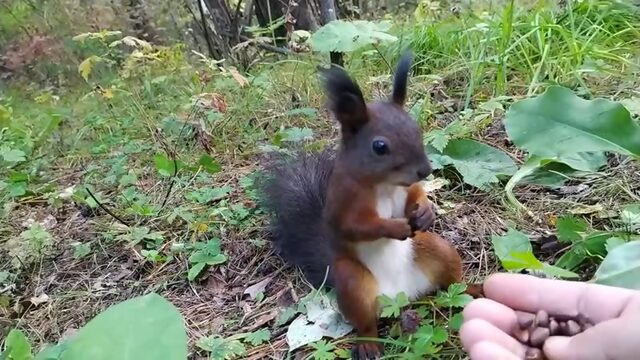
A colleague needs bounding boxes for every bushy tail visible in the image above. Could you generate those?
[257,149,336,288]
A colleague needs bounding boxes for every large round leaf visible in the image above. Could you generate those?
[428,139,517,190]
[504,86,640,159]
[309,20,397,53]
[592,241,640,290]
[59,293,187,360]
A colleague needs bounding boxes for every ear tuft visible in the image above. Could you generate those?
[391,52,413,106]
[320,65,368,135]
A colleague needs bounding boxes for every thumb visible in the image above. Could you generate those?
[544,316,640,360]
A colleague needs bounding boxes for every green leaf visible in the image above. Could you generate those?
[189,253,227,265]
[7,182,27,197]
[2,329,33,360]
[243,329,270,346]
[556,215,589,243]
[449,313,464,331]
[519,159,599,187]
[309,20,397,53]
[379,292,410,318]
[435,283,473,308]
[491,228,578,278]
[592,241,640,290]
[153,154,176,177]
[187,262,206,281]
[309,340,335,360]
[425,130,449,152]
[56,293,187,360]
[620,204,640,229]
[278,127,313,143]
[0,148,26,163]
[196,336,246,360]
[606,237,627,252]
[72,243,91,259]
[428,139,517,189]
[504,86,640,158]
[198,155,221,174]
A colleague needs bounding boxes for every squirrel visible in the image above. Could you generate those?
[259,53,483,359]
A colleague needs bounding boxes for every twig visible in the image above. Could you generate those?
[372,43,392,72]
[85,187,130,227]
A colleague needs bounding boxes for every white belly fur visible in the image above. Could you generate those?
[354,185,435,300]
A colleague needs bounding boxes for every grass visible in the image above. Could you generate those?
[1,0,640,359]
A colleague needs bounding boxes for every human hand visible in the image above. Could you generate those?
[460,273,640,360]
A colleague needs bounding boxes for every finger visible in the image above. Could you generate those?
[460,318,527,358]
[543,314,640,360]
[484,273,639,322]
[470,341,521,360]
[463,298,518,333]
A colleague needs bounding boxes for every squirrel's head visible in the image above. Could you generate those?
[321,53,432,187]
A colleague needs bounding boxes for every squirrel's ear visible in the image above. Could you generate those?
[320,65,368,135]
[391,52,413,107]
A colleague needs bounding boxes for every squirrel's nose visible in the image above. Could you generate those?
[416,163,432,180]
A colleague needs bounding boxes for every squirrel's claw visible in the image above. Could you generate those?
[409,202,436,233]
[351,342,383,360]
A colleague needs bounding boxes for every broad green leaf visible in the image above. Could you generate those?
[504,155,547,212]
[57,293,187,360]
[592,241,640,290]
[620,204,640,229]
[0,148,26,163]
[491,228,578,278]
[153,154,175,177]
[606,237,627,252]
[187,262,206,281]
[2,329,33,360]
[556,231,613,271]
[428,139,517,189]
[309,20,397,53]
[7,182,27,197]
[189,253,227,265]
[520,153,606,187]
[197,154,221,174]
[504,86,640,158]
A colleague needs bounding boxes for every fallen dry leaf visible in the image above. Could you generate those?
[30,293,50,306]
[228,67,249,87]
[244,277,273,300]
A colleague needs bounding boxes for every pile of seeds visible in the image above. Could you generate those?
[511,310,595,360]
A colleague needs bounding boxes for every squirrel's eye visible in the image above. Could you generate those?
[372,139,389,155]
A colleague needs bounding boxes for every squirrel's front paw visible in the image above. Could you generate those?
[408,201,436,233]
[387,219,413,240]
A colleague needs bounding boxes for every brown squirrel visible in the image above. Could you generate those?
[259,53,483,359]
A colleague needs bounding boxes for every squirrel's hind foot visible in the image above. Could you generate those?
[351,341,383,360]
